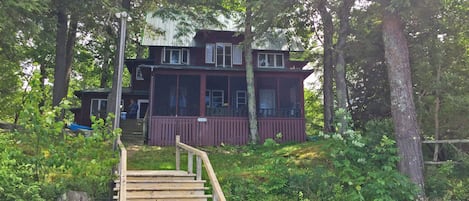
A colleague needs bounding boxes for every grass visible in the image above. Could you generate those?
[126,140,327,200]
[127,140,325,172]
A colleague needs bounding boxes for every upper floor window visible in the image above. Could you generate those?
[162,47,189,65]
[206,43,242,67]
[258,53,284,68]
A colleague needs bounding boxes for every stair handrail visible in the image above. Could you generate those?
[117,137,127,201]
[175,135,226,201]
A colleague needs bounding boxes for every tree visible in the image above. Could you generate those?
[382,6,425,198]
[244,0,259,144]
[334,0,355,133]
[52,0,78,106]
[316,0,335,133]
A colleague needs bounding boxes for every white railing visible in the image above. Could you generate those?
[117,137,127,201]
[175,135,226,201]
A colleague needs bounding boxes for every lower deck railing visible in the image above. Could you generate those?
[175,135,226,201]
[149,116,306,146]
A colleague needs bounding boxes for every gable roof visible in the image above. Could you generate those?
[141,13,304,51]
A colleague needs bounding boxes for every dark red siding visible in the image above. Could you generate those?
[149,116,305,146]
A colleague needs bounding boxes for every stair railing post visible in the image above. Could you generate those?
[196,156,202,180]
[176,135,180,171]
[188,152,193,174]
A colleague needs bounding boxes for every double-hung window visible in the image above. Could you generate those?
[206,43,242,67]
[162,48,189,64]
[90,99,107,118]
[258,53,284,68]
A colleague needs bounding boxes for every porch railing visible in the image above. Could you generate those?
[116,137,127,201]
[206,107,300,118]
[175,135,226,201]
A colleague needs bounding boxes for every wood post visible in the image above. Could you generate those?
[196,156,202,180]
[188,152,193,174]
[176,135,180,171]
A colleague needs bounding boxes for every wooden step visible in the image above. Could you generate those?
[115,179,206,188]
[113,194,212,201]
[114,170,211,201]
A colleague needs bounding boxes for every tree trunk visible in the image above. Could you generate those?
[52,2,68,106]
[64,14,78,95]
[100,42,111,88]
[335,0,355,134]
[244,0,259,144]
[317,0,334,133]
[382,10,426,199]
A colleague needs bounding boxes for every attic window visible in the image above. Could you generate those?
[162,48,189,65]
[258,53,284,68]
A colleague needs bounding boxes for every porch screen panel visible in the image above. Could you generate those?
[154,75,177,116]
[279,78,301,117]
[230,77,248,117]
[178,75,200,116]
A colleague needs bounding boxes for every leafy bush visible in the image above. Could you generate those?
[2,73,119,200]
[0,133,43,201]
[306,119,418,200]
[425,154,469,200]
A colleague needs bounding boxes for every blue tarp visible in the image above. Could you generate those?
[68,123,92,131]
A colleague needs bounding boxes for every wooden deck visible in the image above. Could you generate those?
[148,116,306,146]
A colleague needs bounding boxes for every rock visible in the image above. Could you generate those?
[57,191,90,201]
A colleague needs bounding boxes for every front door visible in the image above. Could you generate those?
[137,99,149,119]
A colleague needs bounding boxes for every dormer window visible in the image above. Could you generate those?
[162,47,189,65]
[206,43,242,67]
[258,53,284,68]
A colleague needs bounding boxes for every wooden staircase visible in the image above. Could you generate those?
[114,135,225,201]
[114,170,211,201]
[120,119,145,145]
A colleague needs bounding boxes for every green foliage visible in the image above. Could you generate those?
[309,119,418,200]
[0,133,43,201]
[304,89,324,136]
[1,73,118,200]
[425,154,469,200]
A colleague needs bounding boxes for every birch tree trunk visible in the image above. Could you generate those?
[382,9,426,199]
[244,0,259,144]
[335,0,355,134]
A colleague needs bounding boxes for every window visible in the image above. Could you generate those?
[162,48,189,64]
[258,53,284,68]
[206,43,241,67]
[236,90,246,108]
[233,45,242,65]
[136,67,144,80]
[90,99,107,118]
[205,90,224,107]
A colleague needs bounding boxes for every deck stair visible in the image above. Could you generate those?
[114,135,225,201]
[114,170,211,201]
[120,119,145,145]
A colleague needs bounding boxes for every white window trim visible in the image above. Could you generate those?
[90,99,107,118]
[258,53,285,68]
[205,44,215,64]
[210,89,224,107]
[162,47,190,65]
[137,99,149,119]
[216,43,233,68]
[236,90,247,108]
[233,45,242,65]
[136,67,144,80]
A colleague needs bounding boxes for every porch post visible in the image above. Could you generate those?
[299,76,305,117]
[200,74,206,116]
[276,78,280,110]
[148,70,155,144]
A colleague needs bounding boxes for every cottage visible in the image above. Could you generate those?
[73,14,312,146]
